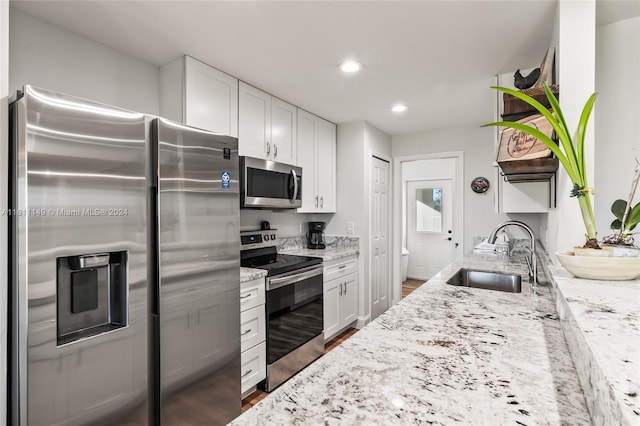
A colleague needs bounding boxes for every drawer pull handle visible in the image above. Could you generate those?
[241,369,253,377]
[240,293,252,299]
[241,329,252,336]
[339,265,346,270]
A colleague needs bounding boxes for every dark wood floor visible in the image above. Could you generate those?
[241,279,427,413]
[402,278,426,298]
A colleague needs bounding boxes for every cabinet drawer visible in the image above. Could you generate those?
[323,255,357,282]
[240,277,265,312]
[241,341,266,395]
[240,305,266,352]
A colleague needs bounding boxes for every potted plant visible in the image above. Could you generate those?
[602,160,640,256]
[483,82,599,249]
[484,84,640,280]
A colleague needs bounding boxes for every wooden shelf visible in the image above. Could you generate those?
[498,157,559,182]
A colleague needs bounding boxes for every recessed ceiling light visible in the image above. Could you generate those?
[391,104,408,113]
[340,60,362,73]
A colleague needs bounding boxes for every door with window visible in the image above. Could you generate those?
[406,179,454,280]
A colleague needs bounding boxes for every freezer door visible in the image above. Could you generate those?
[152,118,241,424]
[10,86,148,425]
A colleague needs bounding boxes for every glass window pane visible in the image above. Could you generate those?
[416,187,442,232]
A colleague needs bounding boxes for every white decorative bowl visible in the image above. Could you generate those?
[556,252,640,281]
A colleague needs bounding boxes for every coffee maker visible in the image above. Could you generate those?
[307,221,326,249]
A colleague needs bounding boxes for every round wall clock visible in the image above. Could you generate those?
[471,177,490,194]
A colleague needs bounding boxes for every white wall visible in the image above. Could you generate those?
[546,0,596,256]
[240,209,329,236]
[393,125,543,252]
[326,121,391,323]
[1,1,8,421]
[9,8,160,114]
[595,16,640,238]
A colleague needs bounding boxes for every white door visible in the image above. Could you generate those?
[406,179,454,280]
[371,157,390,321]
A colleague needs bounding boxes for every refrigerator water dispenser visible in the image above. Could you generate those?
[56,251,128,345]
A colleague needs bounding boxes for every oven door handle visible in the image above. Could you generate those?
[267,265,322,291]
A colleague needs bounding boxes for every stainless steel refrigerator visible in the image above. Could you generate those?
[9,86,241,425]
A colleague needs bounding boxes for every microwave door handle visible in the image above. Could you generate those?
[291,169,299,204]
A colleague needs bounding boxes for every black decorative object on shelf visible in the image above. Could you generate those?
[514,68,541,90]
[471,177,490,194]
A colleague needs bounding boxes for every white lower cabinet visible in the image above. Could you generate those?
[241,341,266,395]
[323,256,358,341]
[240,277,266,395]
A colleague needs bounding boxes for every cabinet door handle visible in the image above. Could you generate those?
[339,283,343,296]
[241,329,252,336]
[240,293,252,299]
[274,144,278,157]
[320,196,324,208]
[344,282,347,294]
[266,142,270,155]
[241,369,253,378]
[315,196,319,207]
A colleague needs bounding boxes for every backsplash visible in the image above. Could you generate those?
[279,235,360,251]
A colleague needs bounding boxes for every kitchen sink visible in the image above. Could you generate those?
[446,268,522,293]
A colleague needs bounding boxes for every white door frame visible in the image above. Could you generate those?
[368,151,392,321]
[392,151,464,305]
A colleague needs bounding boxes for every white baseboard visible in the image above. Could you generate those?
[356,315,370,329]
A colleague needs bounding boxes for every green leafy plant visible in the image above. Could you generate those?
[483,82,600,249]
[611,199,640,235]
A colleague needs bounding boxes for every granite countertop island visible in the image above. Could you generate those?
[231,254,590,425]
[550,265,639,425]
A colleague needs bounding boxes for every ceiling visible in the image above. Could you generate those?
[11,0,621,136]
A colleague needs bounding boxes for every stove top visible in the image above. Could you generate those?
[240,228,322,276]
[241,250,322,277]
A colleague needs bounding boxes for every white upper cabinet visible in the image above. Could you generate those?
[184,57,238,137]
[160,56,238,137]
[238,82,297,166]
[297,109,336,213]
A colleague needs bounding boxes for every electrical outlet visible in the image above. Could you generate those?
[346,222,354,234]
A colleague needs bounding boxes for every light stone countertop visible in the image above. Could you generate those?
[240,267,267,283]
[231,254,590,425]
[549,265,640,425]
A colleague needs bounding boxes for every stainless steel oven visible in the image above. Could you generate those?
[265,264,324,391]
[240,229,323,391]
[240,156,302,209]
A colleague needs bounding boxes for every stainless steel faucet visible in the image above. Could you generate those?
[488,221,538,293]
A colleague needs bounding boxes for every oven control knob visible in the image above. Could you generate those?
[270,235,276,240]
[264,234,269,240]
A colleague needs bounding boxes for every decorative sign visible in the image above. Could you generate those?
[507,124,539,158]
[221,171,231,189]
[496,113,553,162]
[471,177,490,194]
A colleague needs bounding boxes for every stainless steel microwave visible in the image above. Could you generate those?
[240,156,302,209]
